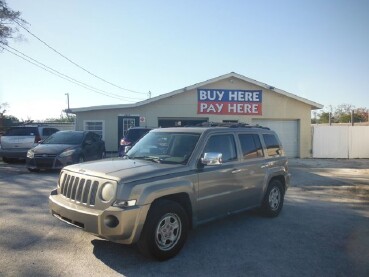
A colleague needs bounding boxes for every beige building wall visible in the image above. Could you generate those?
[74,77,313,157]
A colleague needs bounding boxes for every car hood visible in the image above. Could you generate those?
[63,158,187,183]
[32,144,77,154]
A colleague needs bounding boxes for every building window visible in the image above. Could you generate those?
[84,120,105,140]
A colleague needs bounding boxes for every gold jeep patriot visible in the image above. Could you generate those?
[49,123,290,260]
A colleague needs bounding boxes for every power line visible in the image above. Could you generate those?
[1,43,145,102]
[14,20,147,95]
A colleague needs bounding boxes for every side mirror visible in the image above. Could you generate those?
[85,139,92,145]
[124,146,132,153]
[201,152,223,166]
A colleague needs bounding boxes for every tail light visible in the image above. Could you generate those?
[34,135,42,143]
[120,138,131,146]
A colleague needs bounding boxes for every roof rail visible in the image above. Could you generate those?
[194,122,270,130]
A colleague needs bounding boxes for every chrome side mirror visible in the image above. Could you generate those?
[201,152,223,166]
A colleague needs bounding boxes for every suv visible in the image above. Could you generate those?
[49,124,290,260]
[118,127,152,156]
[0,126,59,162]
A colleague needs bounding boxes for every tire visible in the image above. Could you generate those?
[138,200,189,261]
[261,179,285,217]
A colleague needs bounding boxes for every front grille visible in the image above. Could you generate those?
[35,158,54,168]
[60,173,99,206]
[35,154,57,158]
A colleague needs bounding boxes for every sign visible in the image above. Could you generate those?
[197,89,262,115]
[140,116,146,123]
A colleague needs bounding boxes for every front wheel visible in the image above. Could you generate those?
[261,179,285,217]
[138,200,189,261]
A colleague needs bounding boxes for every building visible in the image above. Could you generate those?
[69,72,323,158]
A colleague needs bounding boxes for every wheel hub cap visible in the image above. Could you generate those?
[155,213,182,251]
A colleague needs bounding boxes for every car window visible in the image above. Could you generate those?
[43,132,84,145]
[263,134,281,157]
[203,134,237,162]
[42,128,58,137]
[4,127,38,136]
[238,134,264,159]
[92,132,101,142]
[127,129,150,141]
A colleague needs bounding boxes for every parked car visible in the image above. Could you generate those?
[26,131,105,172]
[0,125,59,163]
[49,123,290,260]
[118,127,152,156]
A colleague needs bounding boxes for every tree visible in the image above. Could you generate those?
[44,113,76,123]
[312,104,369,124]
[0,0,28,46]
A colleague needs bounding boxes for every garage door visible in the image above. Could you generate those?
[252,119,299,158]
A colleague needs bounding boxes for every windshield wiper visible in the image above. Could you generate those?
[131,156,161,163]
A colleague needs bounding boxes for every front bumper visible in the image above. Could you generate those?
[27,155,76,170]
[49,189,150,244]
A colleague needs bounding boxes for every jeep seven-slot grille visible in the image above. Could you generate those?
[60,173,99,206]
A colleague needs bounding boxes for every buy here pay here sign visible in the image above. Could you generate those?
[197,89,262,115]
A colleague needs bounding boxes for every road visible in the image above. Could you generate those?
[0,159,368,277]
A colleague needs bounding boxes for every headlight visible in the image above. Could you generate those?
[59,149,76,157]
[100,182,116,202]
[27,150,34,159]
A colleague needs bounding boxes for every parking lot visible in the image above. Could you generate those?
[0,159,368,277]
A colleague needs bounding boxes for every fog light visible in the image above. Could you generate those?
[104,215,119,228]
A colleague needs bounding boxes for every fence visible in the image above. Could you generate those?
[312,125,369,158]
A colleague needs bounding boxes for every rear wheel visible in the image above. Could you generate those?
[261,179,285,217]
[138,200,189,261]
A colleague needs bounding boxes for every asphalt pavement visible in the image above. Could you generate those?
[0,159,368,277]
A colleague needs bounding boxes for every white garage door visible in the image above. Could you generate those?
[252,119,299,158]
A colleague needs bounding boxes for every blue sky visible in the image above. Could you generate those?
[1,0,368,120]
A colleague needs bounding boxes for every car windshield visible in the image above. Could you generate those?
[42,132,84,145]
[126,132,200,164]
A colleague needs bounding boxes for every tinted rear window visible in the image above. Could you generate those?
[126,129,150,141]
[42,128,59,136]
[4,127,38,136]
[238,134,264,159]
[263,134,281,157]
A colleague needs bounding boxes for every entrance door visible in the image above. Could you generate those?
[118,116,139,148]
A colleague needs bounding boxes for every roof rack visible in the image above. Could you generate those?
[194,122,270,130]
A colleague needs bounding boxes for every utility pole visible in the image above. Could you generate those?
[65,93,70,111]
[65,93,70,119]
